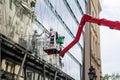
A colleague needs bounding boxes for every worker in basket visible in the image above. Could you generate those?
[49,28,58,47]
[43,27,65,55]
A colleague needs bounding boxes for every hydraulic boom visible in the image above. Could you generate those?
[60,14,120,57]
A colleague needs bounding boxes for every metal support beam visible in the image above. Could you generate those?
[54,71,57,80]
[43,64,46,80]
[16,53,27,80]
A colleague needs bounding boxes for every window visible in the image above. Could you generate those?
[34,72,39,80]
[5,61,15,73]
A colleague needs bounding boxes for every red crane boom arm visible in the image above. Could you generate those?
[60,14,120,57]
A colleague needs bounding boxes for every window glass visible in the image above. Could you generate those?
[62,54,81,80]
[67,0,82,21]
[78,0,86,13]
[49,0,78,36]
[79,32,84,48]
[5,61,14,73]
[35,0,73,47]
[35,0,50,30]
[35,1,84,80]
[69,44,82,63]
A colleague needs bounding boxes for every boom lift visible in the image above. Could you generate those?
[59,14,120,57]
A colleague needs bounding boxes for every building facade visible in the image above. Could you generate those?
[0,0,74,80]
[1,0,102,80]
[84,0,102,80]
[0,0,36,44]
[34,0,87,80]
[1,0,87,80]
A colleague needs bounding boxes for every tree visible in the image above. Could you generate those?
[110,73,120,80]
[102,74,110,80]
[102,73,120,80]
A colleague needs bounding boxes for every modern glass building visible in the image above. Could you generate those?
[34,0,87,80]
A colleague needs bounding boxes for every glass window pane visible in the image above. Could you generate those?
[67,0,82,21]
[78,0,86,13]
[62,54,81,80]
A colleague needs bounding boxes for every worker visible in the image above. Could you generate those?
[49,28,54,44]
[31,30,37,52]
[31,30,42,57]
[49,28,58,46]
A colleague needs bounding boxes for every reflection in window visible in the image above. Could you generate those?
[69,44,82,62]
[35,0,85,80]
[62,54,81,80]
[78,0,86,13]
[66,0,82,22]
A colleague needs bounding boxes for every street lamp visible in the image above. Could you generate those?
[88,66,97,80]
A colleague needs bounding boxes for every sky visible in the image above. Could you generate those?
[100,0,120,75]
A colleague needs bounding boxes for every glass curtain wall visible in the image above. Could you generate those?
[35,0,86,80]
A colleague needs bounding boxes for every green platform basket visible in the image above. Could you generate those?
[57,36,65,44]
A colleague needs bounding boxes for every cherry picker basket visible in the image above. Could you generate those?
[43,34,61,55]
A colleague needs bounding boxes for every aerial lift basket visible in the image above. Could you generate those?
[43,33,64,55]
